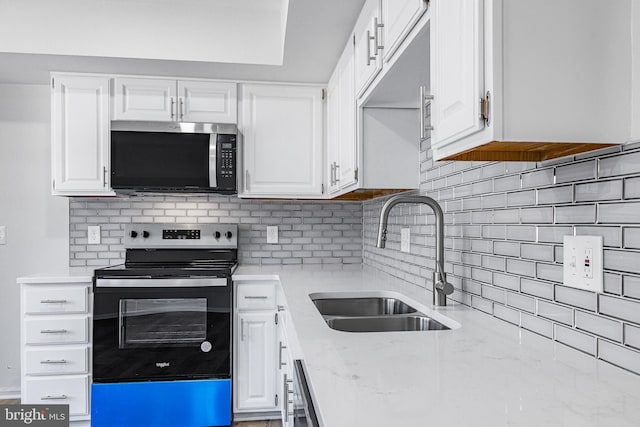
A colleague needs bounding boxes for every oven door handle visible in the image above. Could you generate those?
[95,278,228,288]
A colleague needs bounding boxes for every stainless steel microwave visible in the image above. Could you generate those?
[110,121,237,194]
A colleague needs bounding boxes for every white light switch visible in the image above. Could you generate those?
[0,226,6,245]
[267,226,279,244]
[401,228,410,253]
[87,225,101,245]
[563,236,603,293]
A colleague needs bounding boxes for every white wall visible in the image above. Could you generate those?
[0,84,69,395]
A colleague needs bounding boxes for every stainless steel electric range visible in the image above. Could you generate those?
[91,223,238,427]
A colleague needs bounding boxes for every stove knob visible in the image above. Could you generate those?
[214,231,221,239]
[142,231,150,238]
[130,230,138,238]
[225,231,233,239]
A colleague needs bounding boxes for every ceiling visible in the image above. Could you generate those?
[0,0,365,85]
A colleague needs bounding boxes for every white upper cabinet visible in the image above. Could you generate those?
[177,81,237,123]
[113,77,237,123]
[239,84,324,198]
[51,74,114,196]
[381,0,429,63]
[354,0,383,97]
[327,41,357,195]
[431,0,484,148]
[430,0,632,162]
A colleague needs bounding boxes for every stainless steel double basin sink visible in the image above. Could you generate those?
[310,292,451,333]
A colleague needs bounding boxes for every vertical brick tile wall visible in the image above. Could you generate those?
[363,138,640,375]
[70,195,363,267]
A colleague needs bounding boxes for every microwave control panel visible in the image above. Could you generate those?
[218,134,236,190]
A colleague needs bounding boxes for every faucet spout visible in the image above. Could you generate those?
[376,194,452,306]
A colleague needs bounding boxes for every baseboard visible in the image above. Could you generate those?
[0,388,20,400]
[233,411,280,422]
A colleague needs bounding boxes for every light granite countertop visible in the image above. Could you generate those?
[234,264,640,427]
[16,267,101,284]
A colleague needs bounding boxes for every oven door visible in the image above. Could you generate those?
[93,277,231,383]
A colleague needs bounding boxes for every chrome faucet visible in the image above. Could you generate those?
[376,195,454,306]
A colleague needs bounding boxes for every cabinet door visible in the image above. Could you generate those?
[240,84,324,198]
[354,0,383,97]
[113,77,177,121]
[177,81,237,123]
[52,75,111,195]
[328,45,357,195]
[236,312,276,411]
[381,0,428,62]
[431,0,485,148]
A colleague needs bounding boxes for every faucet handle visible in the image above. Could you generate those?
[436,280,454,295]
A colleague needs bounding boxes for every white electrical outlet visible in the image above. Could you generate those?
[563,236,603,293]
[87,225,101,245]
[401,228,410,253]
[0,226,6,245]
[267,226,279,244]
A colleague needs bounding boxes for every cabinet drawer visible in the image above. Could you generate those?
[25,347,89,375]
[24,316,89,345]
[236,283,276,310]
[24,375,89,416]
[24,285,88,314]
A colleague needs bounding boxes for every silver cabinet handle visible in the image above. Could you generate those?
[245,170,250,192]
[40,359,67,364]
[243,295,268,300]
[420,86,434,140]
[40,299,67,304]
[279,342,288,368]
[366,30,376,66]
[103,166,107,188]
[40,329,68,334]
[330,162,335,186]
[179,97,184,120]
[170,97,175,120]
[240,318,244,341]
[373,17,384,52]
[41,395,68,400]
[334,164,341,183]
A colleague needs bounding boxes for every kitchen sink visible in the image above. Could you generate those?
[312,297,418,317]
[326,315,449,332]
[309,292,456,333]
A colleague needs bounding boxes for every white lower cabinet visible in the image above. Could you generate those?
[236,311,277,411]
[234,281,278,415]
[19,280,92,423]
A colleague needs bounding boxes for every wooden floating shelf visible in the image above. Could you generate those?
[441,141,618,162]
[333,189,412,201]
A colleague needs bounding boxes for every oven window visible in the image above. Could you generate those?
[119,298,207,348]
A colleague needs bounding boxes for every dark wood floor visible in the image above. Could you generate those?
[0,399,281,426]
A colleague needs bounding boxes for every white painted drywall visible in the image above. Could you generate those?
[0,84,69,395]
[0,0,286,65]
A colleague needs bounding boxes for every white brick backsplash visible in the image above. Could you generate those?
[575,311,622,342]
[556,160,596,183]
[625,324,640,351]
[555,285,597,311]
[538,186,573,205]
[359,144,640,375]
[554,325,596,355]
[598,340,640,375]
[521,313,554,338]
[598,295,640,325]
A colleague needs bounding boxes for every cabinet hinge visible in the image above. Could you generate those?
[51,77,54,89]
[52,179,55,191]
[480,91,490,125]
[321,183,324,194]
[354,168,359,182]
[322,88,326,100]
[275,313,278,325]
[353,33,356,46]
[275,394,279,406]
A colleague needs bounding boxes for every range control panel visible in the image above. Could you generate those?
[125,224,238,249]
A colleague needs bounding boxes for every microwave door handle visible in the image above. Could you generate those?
[209,133,218,188]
